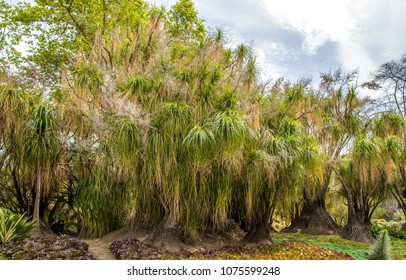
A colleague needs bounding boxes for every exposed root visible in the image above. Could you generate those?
[102,219,247,253]
[243,224,273,245]
[341,222,374,243]
[29,221,55,238]
[285,206,341,235]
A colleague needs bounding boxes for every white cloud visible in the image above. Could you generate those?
[260,0,357,54]
[259,0,405,82]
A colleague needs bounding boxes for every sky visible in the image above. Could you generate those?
[6,0,406,93]
[155,0,406,92]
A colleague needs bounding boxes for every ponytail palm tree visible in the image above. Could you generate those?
[22,103,63,231]
[336,135,385,242]
[286,72,364,235]
[374,112,406,229]
[181,124,216,237]
[239,115,320,243]
[136,101,194,242]
[241,148,275,243]
[0,81,33,215]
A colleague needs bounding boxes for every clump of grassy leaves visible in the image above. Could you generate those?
[0,208,35,244]
[367,230,391,260]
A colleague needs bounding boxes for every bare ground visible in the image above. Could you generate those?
[86,239,117,260]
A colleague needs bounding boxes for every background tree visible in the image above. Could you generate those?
[166,0,206,42]
[284,70,365,235]
[368,54,406,116]
[374,111,406,230]
[335,134,386,243]
[368,54,406,230]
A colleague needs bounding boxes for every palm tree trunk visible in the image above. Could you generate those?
[33,166,42,229]
[341,187,374,243]
[243,223,272,244]
[243,195,273,244]
[285,184,341,235]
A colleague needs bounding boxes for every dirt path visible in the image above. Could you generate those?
[86,239,117,260]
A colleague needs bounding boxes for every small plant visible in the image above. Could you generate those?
[367,230,391,260]
[0,208,35,244]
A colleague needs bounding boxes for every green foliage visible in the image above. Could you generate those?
[183,125,216,161]
[212,110,248,151]
[367,230,391,260]
[372,207,389,220]
[73,64,104,94]
[24,103,59,166]
[74,172,130,238]
[167,0,206,41]
[119,75,154,104]
[375,111,405,138]
[0,208,35,244]
[7,0,149,86]
[370,224,406,240]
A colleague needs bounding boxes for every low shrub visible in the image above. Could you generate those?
[372,208,389,220]
[0,235,96,260]
[0,208,35,244]
[370,224,406,240]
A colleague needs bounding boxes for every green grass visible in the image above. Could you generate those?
[0,254,7,260]
[389,238,406,260]
[272,232,406,260]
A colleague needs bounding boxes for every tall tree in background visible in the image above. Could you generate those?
[8,0,149,90]
[166,0,206,41]
[369,54,406,116]
[369,54,406,230]
[336,135,385,243]
[286,70,365,235]
[374,112,406,230]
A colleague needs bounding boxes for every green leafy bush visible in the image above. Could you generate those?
[0,209,35,244]
[370,224,406,240]
[372,208,389,220]
[370,225,379,238]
